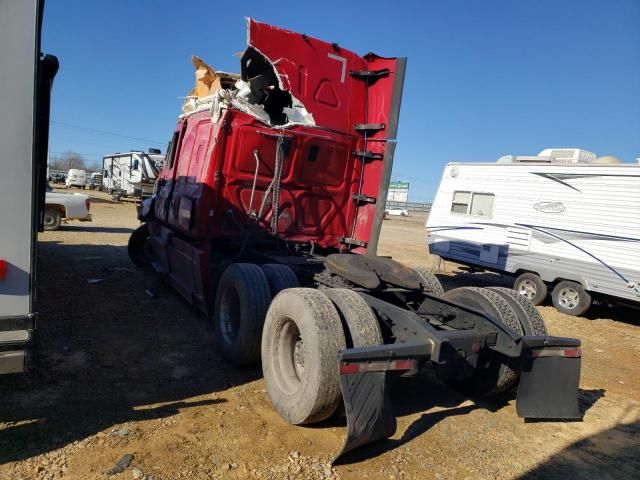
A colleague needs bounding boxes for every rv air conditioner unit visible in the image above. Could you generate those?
[537,148,597,163]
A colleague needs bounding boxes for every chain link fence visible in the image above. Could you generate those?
[385,200,432,215]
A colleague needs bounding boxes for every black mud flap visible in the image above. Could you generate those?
[334,371,395,463]
[516,338,583,420]
[333,358,417,463]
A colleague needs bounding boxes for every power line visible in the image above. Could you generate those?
[51,120,165,145]
[49,150,103,158]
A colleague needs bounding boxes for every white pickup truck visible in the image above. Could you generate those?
[44,187,92,231]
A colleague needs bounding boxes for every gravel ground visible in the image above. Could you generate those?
[0,191,638,480]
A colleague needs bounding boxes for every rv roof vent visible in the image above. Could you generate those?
[148,148,162,154]
[496,155,553,164]
[537,148,597,164]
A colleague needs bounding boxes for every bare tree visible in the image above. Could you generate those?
[86,160,102,173]
[49,151,87,171]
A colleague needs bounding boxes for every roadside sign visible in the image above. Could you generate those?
[388,180,409,202]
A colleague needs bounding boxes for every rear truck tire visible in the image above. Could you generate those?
[43,208,62,231]
[487,287,548,335]
[514,272,547,305]
[213,263,271,366]
[323,288,383,348]
[411,265,445,297]
[551,281,592,317]
[260,264,299,297]
[441,287,523,397]
[127,223,152,269]
[261,288,346,424]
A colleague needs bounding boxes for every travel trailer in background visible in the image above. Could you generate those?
[102,150,164,200]
[0,0,57,373]
[426,149,640,316]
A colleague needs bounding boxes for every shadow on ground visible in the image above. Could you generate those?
[520,418,640,479]
[60,225,134,234]
[0,240,260,464]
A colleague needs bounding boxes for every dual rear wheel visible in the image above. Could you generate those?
[441,286,547,397]
[212,262,546,425]
[212,263,299,366]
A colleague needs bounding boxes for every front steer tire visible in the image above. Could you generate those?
[441,287,524,397]
[213,263,271,366]
[127,223,152,268]
[261,288,346,425]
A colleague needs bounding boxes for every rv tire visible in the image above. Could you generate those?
[514,272,547,305]
[551,281,592,317]
[441,287,523,397]
[213,263,271,366]
[261,288,346,424]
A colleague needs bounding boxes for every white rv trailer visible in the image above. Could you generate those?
[0,0,58,373]
[102,150,164,200]
[426,149,640,316]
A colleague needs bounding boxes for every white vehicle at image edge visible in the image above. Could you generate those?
[384,208,409,218]
[44,188,91,231]
[65,168,86,189]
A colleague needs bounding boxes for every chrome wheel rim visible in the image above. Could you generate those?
[558,287,579,309]
[518,279,537,299]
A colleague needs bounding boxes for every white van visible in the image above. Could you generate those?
[65,168,87,189]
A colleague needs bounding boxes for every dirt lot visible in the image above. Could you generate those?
[1,191,639,480]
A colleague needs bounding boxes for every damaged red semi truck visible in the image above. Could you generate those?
[129,19,583,460]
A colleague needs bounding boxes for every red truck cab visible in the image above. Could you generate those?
[142,19,405,311]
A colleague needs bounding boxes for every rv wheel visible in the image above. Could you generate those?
[514,272,547,305]
[551,281,592,317]
[261,288,346,424]
[441,287,523,397]
[213,263,271,366]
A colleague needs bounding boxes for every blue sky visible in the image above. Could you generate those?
[43,0,640,201]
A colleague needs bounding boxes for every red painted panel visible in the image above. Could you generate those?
[154,21,405,253]
[247,19,366,134]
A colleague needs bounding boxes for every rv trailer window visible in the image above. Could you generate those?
[451,191,471,214]
[470,193,495,217]
[132,159,139,170]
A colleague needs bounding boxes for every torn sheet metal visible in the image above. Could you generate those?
[180,18,400,134]
[180,22,321,127]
